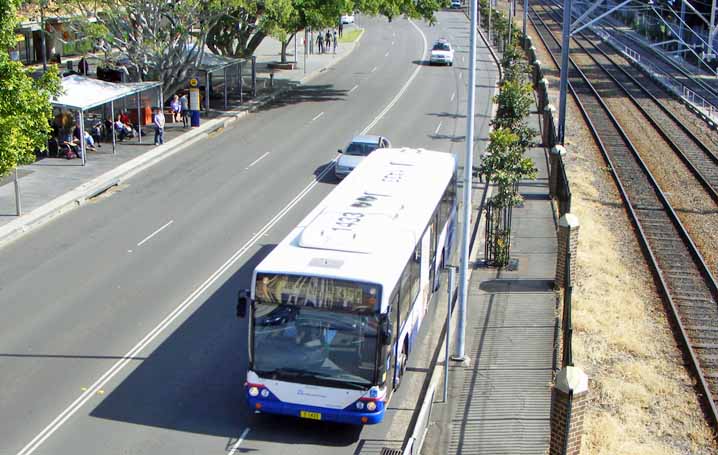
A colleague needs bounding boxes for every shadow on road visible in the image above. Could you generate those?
[255,83,349,113]
[314,161,339,185]
[90,242,364,448]
[90,245,273,438]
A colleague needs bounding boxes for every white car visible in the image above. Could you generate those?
[335,135,391,179]
[450,0,462,8]
[430,39,454,66]
[341,14,355,24]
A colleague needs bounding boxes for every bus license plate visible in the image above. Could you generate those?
[300,411,322,420]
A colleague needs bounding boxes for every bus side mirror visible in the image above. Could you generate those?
[380,315,393,346]
[237,289,250,319]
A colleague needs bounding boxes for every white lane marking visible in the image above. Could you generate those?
[247,152,270,168]
[16,18,429,455]
[384,51,390,57]
[462,56,465,62]
[371,66,377,73]
[362,19,428,135]
[450,92,455,102]
[393,32,396,37]
[392,41,395,45]
[459,72,462,79]
[136,220,173,247]
[349,84,359,93]
[228,428,251,455]
[311,112,324,122]
[434,122,443,135]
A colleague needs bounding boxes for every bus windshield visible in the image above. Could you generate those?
[252,304,378,389]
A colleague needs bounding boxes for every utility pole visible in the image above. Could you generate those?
[40,0,47,72]
[679,0,686,57]
[558,0,573,144]
[453,0,478,364]
[489,0,492,44]
[523,0,529,40]
[508,0,513,46]
[710,0,717,62]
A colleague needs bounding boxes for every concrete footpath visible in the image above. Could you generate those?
[421,100,558,453]
[0,26,363,249]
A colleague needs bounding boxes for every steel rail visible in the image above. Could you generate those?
[528,1,718,430]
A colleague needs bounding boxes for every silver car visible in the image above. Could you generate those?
[335,135,392,179]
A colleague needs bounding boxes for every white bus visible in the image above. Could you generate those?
[236,148,457,425]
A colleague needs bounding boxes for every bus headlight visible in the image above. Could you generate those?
[248,386,260,397]
[260,388,270,398]
[366,401,377,412]
[355,401,365,410]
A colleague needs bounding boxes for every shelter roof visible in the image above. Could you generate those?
[52,75,161,111]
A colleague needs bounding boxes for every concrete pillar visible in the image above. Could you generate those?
[543,104,557,148]
[538,78,549,111]
[555,214,579,290]
[533,60,543,88]
[528,45,537,64]
[549,145,567,198]
[550,366,589,455]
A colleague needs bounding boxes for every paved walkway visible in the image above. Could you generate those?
[0,26,362,247]
[423,99,557,454]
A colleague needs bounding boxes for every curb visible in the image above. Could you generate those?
[0,41,364,250]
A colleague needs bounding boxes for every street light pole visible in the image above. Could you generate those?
[453,0,478,363]
[558,0,573,145]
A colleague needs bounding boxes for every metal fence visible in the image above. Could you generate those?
[556,154,572,217]
[561,250,574,368]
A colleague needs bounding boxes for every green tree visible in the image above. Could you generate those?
[493,80,532,128]
[0,0,60,177]
[64,0,232,97]
[207,0,446,59]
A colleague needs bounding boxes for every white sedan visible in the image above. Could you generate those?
[430,40,454,66]
[341,14,355,24]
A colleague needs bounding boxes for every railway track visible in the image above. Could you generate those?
[528,1,718,429]
[595,17,718,108]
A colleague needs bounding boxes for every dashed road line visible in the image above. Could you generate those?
[246,152,270,169]
[349,84,359,93]
[228,428,251,455]
[434,122,443,135]
[311,112,325,122]
[137,220,174,247]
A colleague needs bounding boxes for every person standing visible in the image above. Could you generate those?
[170,94,181,122]
[153,108,165,145]
[316,33,323,54]
[78,56,89,75]
[324,31,331,54]
[179,93,189,128]
[338,22,343,38]
[333,30,338,54]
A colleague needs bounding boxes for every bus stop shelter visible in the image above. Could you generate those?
[193,53,253,112]
[51,75,163,165]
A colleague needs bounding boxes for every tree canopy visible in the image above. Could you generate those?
[58,0,447,97]
[1,0,60,177]
[207,0,446,59]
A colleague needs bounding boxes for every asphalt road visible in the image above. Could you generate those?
[0,11,498,455]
